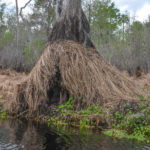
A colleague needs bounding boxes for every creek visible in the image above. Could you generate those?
[0,119,150,150]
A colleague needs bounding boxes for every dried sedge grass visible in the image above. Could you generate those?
[0,69,26,102]
[3,40,150,116]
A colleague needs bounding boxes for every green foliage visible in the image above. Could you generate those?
[108,103,150,143]
[24,45,31,65]
[80,104,101,116]
[139,95,145,101]
[56,97,103,118]
[0,111,6,120]
[114,111,123,120]
[80,119,89,134]
[57,97,74,116]
[32,38,45,52]
[0,2,6,23]
[131,21,143,33]
[47,95,150,142]
[123,104,127,108]
[32,0,56,37]
[49,96,107,132]
[104,129,147,142]
[85,0,129,45]
[138,103,145,109]
[48,97,75,128]
[0,0,149,73]
[91,0,122,30]
[0,31,13,48]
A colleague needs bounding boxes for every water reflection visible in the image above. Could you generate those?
[0,119,69,150]
[0,119,150,150]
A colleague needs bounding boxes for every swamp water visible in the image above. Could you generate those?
[0,119,150,150]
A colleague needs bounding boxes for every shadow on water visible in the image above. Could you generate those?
[0,119,150,150]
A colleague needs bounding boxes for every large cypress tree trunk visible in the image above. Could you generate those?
[49,0,95,48]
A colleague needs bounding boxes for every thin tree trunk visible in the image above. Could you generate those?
[20,0,32,49]
[49,0,94,48]
[46,0,53,42]
[88,0,92,25]
[123,21,125,41]
[15,0,19,50]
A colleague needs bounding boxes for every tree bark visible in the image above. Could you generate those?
[49,0,95,48]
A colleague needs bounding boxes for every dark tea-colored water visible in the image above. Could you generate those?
[0,119,150,150]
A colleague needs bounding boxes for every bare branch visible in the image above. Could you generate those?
[19,0,32,16]
[19,0,32,25]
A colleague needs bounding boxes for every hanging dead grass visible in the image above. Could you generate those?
[4,40,149,117]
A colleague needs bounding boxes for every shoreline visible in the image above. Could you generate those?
[1,96,150,143]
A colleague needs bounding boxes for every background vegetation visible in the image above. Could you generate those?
[0,0,150,74]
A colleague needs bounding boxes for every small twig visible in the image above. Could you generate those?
[17,110,29,117]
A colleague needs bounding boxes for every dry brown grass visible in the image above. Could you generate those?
[0,69,26,103]
[1,40,150,117]
[132,73,150,94]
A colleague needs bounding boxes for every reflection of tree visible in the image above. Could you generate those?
[3,119,69,150]
[0,119,143,150]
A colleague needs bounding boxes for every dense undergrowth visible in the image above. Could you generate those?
[47,96,150,143]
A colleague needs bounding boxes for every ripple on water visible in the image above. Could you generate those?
[0,126,24,150]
